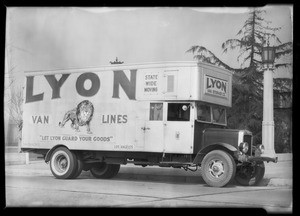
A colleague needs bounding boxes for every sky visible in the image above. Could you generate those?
[5,6,293,89]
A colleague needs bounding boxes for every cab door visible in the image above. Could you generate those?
[164,102,194,154]
[143,102,165,152]
[134,102,147,151]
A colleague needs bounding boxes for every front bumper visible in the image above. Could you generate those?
[248,156,278,163]
[236,152,278,163]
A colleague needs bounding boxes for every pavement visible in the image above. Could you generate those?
[5,151,292,187]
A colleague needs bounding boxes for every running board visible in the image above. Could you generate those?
[126,160,195,167]
[159,162,195,167]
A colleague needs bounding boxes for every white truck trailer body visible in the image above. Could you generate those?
[22,61,232,154]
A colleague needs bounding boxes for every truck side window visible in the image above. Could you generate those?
[167,103,190,121]
[196,103,211,122]
[150,103,163,121]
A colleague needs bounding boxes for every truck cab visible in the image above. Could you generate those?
[21,61,277,187]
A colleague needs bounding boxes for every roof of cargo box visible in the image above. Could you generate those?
[23,61,233,76]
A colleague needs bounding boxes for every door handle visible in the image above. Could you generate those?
[141,127,150,130]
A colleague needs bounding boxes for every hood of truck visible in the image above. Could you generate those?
[202,128,252,149]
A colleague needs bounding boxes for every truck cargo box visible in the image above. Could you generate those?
[22,61,232,154]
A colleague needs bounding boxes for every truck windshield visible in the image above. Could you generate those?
[196,103,211,122]
[196,102,226,125]
[212,106,226,125]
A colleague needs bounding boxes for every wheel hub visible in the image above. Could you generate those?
[56,155,68,173]
[209,160,224,178]
[59,158,67,169]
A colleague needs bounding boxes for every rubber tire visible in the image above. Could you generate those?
[201,150,236,187]
[235,161,265,186]
[90,163,120,179]
[109,164,120,178]
[71,153,84,179]
[50,147,78,179]
[82,163,94,171]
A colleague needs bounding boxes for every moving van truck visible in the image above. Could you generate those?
[21,61,277,187]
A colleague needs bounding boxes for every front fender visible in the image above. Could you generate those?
[193,143,238,165]
[44,144,67,163]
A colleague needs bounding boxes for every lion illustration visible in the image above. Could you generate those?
[59,100,94,134]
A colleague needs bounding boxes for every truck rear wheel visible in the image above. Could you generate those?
[201,150,236,187]
[50,147,78,179]
[90,163,120,179]
[71,155,84,179]
[235,161,265,186]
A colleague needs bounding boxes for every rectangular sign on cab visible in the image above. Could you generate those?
[204,74,229,99]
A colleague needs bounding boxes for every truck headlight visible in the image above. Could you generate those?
[239,142,249,153]
[258,144,265,154]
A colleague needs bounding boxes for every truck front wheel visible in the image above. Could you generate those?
[201,150,236,187]
[235,161,265,186]
[90,162,120,179]
[49,147,78,179]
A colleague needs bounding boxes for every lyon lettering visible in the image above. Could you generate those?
[76,72,100,97]
[25,69,137,103]
[207,77,227,93]
[25,76,44,103]
[45,74,70,99]
[112,70,137,100]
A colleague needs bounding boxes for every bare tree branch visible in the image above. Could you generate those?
[6,88,24,131]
